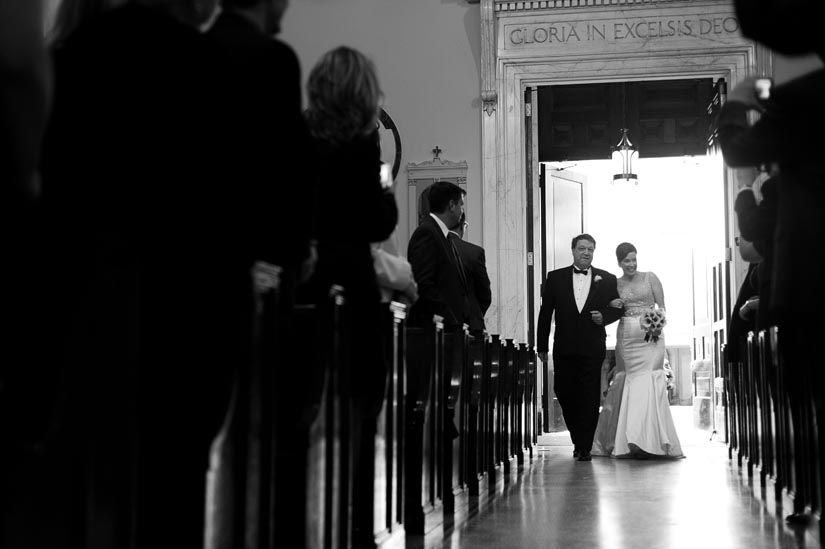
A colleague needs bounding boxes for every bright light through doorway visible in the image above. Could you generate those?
[546,155,725,349]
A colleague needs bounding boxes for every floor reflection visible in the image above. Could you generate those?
[416,406,816,548]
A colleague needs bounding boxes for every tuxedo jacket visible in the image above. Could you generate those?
[454,238,491,332]
[407,216,468,329]
[536,266,621,359]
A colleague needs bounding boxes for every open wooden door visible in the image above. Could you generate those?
[528,85,588,433]
[692,77,731,439]
[539,165,587,433]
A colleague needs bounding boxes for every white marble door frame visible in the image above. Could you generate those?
[481,1,768,342]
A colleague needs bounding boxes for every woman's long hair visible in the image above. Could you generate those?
[306,46,382,147]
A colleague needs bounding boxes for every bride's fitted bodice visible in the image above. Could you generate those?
[618,272,654,317]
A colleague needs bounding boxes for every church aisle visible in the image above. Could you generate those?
[423,408,815,549]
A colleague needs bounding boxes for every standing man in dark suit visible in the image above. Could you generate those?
[408,181,468,330]
[449,213,491,334]
[536,234,622,461]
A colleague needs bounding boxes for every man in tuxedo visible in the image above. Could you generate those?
[449,213,491,335]
[536,234,621,461]
[408,181,468,330]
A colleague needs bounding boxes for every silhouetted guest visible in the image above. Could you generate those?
[305,46,398,549]
[734,175,778,331]
[1,2,56,548]
[40,1,243,546]
[407,181,469,330]
[207,0,315,544]
[718,72,825,326]
[728,239,761,364]
[449,212,491,335]
[724,0,825,524]
[208,0,313,298]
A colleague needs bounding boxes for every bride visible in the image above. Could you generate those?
[591,242,683,458]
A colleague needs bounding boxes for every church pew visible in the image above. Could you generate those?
[721,343,739,463]
[524,345,538,459]
[780,326,819,523]
[767,327,793,514]
[769,325,807,518]
[726,326,822,533]
[466,332,488,497]
[737,335,753,473]
[443,325,469,514]
[374,301,407,545]
[486,335,503,484]
[403,316,444,535]
[754,330,776,498]
[515,343,528,465]
[500,339,516,478]
[372,301,407,546]
[458,327,473,495]
[757,329,780,509]
[304,286,353,549]
[746,333,764,483]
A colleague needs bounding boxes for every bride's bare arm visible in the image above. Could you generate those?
[649,271,666,309]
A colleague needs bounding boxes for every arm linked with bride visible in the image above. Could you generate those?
[597,269,623,327]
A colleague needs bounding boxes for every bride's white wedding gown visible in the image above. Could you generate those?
[591,272,684,458]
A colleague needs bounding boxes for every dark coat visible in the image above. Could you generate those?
[407,215,468,329]
[454,238,491,332]
[42,2,240,448]
[536,266,621,359]
[208,12,312,273]
[728,263,759,363]
[39,5,247,546]
[310,130,397,304]
[734,176,777,330]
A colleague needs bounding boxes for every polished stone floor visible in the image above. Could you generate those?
[423,407,819,549]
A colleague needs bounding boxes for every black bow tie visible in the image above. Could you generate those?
[573,267,589,275]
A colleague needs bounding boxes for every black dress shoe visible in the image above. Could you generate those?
[573,449,580,458]
[578,450,592,461]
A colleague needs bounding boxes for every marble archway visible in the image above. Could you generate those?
[478,0,770,340]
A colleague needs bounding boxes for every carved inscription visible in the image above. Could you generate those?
[508,16,739,46]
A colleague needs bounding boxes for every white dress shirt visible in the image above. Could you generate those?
[430,213,450,238]
[573,267,592,313]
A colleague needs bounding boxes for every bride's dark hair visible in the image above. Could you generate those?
[616,242,637,262]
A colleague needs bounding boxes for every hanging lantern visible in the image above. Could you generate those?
[612,127,638,184]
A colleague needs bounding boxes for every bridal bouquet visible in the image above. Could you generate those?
[640,308,667,343]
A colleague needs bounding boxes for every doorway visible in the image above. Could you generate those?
[480,1,767,344]
[480,1,768,436]
[531,76,727,433]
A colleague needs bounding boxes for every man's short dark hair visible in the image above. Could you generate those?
[428,181,465,214]
[571,233,596,249]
